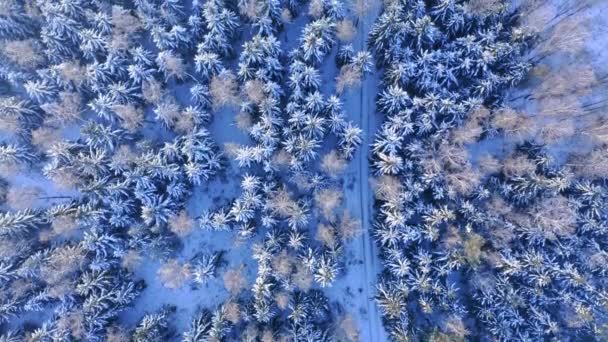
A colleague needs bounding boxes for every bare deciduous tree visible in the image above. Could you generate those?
[352,0,370,19]
[275,292,290,310]
[293,263,313,291]
[42,245,87,295]
[142,80,165,105]
[224,301,242,324]
[41,92,82,124]
[271,250,294,278]
[478,154,501,176]
[210,71,239,110]
[51,215,79,237]
[272,148,292,169]
[48,169,81,191]
[239,0,261,20]
[463,232,486,268]
[308,0,324,18]
[106,325,130,342]
[502,154,537,178]
[2,39,43,68]
[157,51,187,80]
[445,167,481,197]
[314,188,342,221]
[158,259,191,289]
[321,150,347,177]
[223,265,248,295]
[316,223,337,248]
[168,210,194,238]
[336,20,356,42]
[464,0,504,17]
[533,65,596,100]
[371,175,403,204]
[491,107,536,142]
[532,196,577,241]
[337,210,362,241]
[281,8,293,23]
[55,61,87,88]
[110,5,142,50]
[121,250,143,272]
[244,79,266,104]
[338,314,360,342]
[538,17,590,55]
[443,315,470,339]
[267,187,297,218]
[6,185,43,210]
[522,0,556,33]
[31,126,61,150]
[336,65,363,94]
[113,104,144,132]
[0,112,19,133]
[235,111,253,132]
[174,109,196,134]
[451,106,488,146]
[539,119,576,144]
[437,142,469,171]
[56,311,86,340]
[581,117,608,145]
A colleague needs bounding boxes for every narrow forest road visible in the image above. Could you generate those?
[322,1,387,339]
[352,1,387,340]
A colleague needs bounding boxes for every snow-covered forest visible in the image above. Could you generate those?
[0,0,607,340]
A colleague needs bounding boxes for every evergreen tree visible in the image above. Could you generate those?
[132,305,176,342]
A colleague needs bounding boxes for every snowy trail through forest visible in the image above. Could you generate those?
[350,0,386,340]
